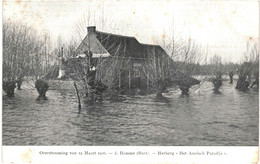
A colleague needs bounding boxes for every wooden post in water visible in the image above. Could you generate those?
[119,70,121,89]
[128,70,131,89]
[147,72,149,89]
[73,82,81,110]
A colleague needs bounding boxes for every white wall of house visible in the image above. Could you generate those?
[58,69,65,79]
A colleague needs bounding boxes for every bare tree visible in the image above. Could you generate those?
[148,26,206,95]
[64,38,124,101]
[63,7,126,102]
[142,46,174,96]
[243,41,259,63]
[3,19,56,97]
[72,4,118,46]
[236,40,259,90]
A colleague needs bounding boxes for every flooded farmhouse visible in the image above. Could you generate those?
[59,26,172,91]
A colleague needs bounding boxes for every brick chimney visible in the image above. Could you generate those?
[87,26,96,34]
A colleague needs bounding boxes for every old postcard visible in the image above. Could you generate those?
[1,0,259,163]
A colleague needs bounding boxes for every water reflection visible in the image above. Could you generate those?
[154,94,171,103]
[213,90,222,94]
[36,96,48,101]
[179,93,190,98]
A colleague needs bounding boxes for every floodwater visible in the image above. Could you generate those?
[2,80,259,146]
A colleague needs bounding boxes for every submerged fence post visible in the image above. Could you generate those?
[73,82,81,110]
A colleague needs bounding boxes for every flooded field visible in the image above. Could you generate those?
[2,80,258,146]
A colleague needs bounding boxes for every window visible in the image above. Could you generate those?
[133,62,142,67]
[133,69,141,77]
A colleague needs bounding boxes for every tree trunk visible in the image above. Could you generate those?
[179,85,190,95]
[236,76,249,91]
[16,77,22,90]
[3,81,16,97]
[212,78,222,92]
[35,79,49,97]
[73,82,81,109]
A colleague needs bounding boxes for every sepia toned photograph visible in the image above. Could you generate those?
[2,0,259,147]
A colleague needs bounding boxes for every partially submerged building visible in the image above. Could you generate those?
[61,26,171,90]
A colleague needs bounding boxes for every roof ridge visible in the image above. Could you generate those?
[140,43,161,47]
[96,31,163,48]
[96,31,136,39]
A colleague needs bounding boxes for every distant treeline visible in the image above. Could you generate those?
[173,61,240,76]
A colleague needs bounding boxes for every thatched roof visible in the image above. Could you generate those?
[76,28,168,59]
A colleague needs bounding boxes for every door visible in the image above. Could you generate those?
[132,61,142,89]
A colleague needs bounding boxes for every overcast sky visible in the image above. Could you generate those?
[3,0,259,63]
